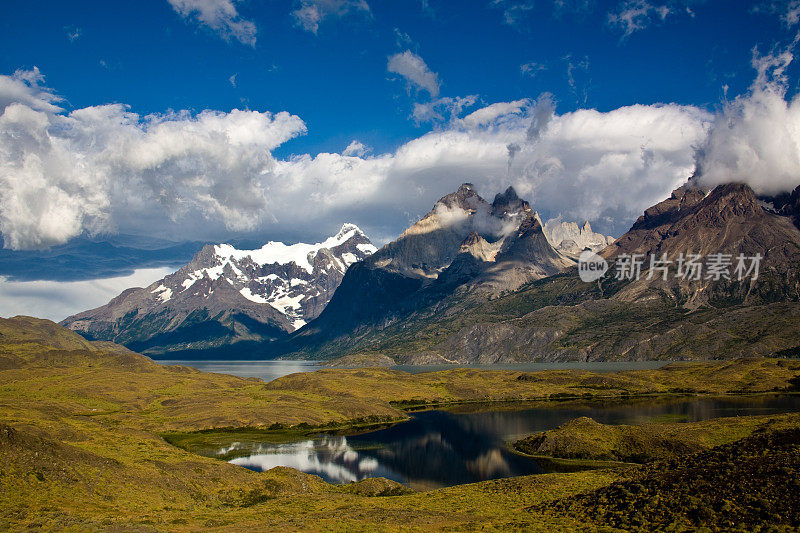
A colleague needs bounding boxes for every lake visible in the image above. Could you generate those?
[196,394,800,490]
[155,359,669,383]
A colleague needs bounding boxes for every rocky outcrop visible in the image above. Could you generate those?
[543,219,615,260]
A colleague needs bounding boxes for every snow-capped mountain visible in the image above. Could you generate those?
[61,224,376,356]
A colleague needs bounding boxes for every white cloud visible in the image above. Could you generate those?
[342,140,370,157]
[167,0,257,46]
[608,0,671,36]
[520,61,546,77]
[0,68,62,114]
[565,55,590,106]
[0,70,306,249]
[756,1,800,26]
[0,67,716,251]
[787,0,800,25]
[0,267,173,322]
[387,50,440,98]
[460,100,529,129]
[412,95,478,125]
[696,48,800,196]
[491,0,535,27]
[291,0,370,34]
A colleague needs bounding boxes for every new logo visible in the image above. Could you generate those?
[578,250,608,282]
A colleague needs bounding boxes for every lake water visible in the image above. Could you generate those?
[203,395,800,490]
[155,359,669,383]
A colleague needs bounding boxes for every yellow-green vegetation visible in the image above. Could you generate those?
[2,316,800,531]
[513,413,800,462]
[321,352,396,367]
[539,424,800,531]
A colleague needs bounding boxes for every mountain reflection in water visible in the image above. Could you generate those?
[229,437,394,483]
[220,395,800,489]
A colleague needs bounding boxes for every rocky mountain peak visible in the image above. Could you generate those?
[699,182,764,222]
[491,186,531,218]
[333,223,366,241]
[602,181,800,309]
[515,211,545,236]
[436,183,487,212]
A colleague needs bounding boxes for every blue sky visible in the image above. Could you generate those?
[1,0,789,156]
[1,0,800,319]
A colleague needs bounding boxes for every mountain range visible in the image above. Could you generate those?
[284,181,800,363]
[61,224,376,356]
[62,180,800,363]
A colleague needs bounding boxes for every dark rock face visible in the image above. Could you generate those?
[603,182,800,308]
[289,184,571,354]
[294,181,800,364]
[760,183,800,230]
[60,224,376,356]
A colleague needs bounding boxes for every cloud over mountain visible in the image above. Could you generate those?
[696,48,800,195]
[0,66,722,251]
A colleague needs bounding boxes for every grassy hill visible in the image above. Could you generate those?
[2,316,800,530]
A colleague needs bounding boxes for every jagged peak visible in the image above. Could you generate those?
[493,185,519,203]
[333,222,366,241]
[435,183,488,212]
[491,185,532,218]
[515,211,545,236]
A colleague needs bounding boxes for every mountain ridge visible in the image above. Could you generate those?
[285,181,800,364]
[61,224,376,356]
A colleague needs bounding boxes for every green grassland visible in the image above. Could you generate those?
[2,316,800,530]
[512,412,800,463]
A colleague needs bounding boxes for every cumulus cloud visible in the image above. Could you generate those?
[0,66,715,251]
[291,0,370,34]
[167,0,257,46]
[388,50,440,98]
[695,48,800,196]
[342,140,370,157]
[0,69,306,249]
[0,267,174,321]
[511,100,711,230]
[0,67,62,113]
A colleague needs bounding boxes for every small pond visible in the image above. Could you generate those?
[197,394,800,490]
